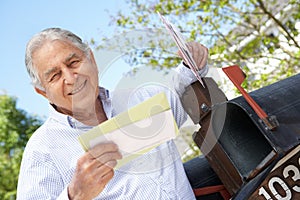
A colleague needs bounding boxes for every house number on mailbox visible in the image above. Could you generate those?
[258,158,300,200]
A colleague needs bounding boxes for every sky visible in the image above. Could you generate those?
[0,0,130,119]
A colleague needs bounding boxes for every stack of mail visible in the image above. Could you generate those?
[157,11,204,87]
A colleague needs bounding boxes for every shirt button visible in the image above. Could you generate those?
[70,118,76,127]
[159,176,164,184]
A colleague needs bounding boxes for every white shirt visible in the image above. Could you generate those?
[17,64,208,199]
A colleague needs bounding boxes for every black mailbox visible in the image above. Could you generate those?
[181,73,300,198]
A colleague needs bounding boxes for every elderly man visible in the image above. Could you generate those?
[17,27,210,199]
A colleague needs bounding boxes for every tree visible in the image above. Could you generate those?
[0,95,42,200]
[97,0,299,91]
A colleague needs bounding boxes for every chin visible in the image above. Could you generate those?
[72,96,97,112]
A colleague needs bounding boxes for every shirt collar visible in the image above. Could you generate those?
[48,87,111,130]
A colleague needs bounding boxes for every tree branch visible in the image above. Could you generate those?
[210,20,248,60]
[256,0,300,48]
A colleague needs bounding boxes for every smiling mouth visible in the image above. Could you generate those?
[69,80,87,95]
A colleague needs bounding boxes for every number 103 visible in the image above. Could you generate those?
[258,158,300,200]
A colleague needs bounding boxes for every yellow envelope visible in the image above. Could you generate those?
[78,92,179,168]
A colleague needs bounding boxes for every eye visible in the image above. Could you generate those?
[49,72,61,82]
[69,60,80,67]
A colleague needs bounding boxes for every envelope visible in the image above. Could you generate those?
[78,92,179,168]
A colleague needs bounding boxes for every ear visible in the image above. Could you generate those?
[35,87,48,99]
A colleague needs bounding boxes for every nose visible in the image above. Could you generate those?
[63,68,77,84]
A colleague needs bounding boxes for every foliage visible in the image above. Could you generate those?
[0,95,42,200]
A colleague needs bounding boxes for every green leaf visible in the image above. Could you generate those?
[0,95,42,199]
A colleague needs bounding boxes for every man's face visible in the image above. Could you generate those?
[32,40,99,115]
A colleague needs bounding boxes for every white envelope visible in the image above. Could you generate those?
[78,92,179,168]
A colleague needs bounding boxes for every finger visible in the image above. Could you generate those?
[98,169,114,187]
[88,143,119,159]
[198,46,209,69]
[95,151,122,167]
[104,160,118,169]
[96,160,118,175]
[76,158,117,185]
[94,163,116,188]
[78,150,121,175]
[191,43,208,69]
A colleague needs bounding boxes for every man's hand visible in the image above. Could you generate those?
[177,41,209,70]
[68,143,122,200]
